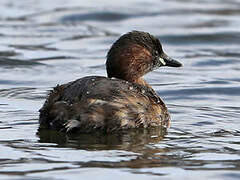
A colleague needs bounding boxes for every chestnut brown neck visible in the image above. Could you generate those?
[132,77,152,89]
[106,44,153,88]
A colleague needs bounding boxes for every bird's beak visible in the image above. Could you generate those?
[159,53,182,67]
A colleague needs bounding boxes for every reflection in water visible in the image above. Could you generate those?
[37,127,167,151]
[37,127,173,170]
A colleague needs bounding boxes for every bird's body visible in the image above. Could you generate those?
[39,76,170,132]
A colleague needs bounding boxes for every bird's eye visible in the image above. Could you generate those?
[154,50,159,56]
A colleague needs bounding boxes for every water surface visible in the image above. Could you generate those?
[0,0,240,179]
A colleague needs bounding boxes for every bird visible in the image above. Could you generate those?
[39,31,182,133]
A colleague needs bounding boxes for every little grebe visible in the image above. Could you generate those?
[39,31,182,133]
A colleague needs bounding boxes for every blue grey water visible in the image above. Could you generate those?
[0,0,240,179]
